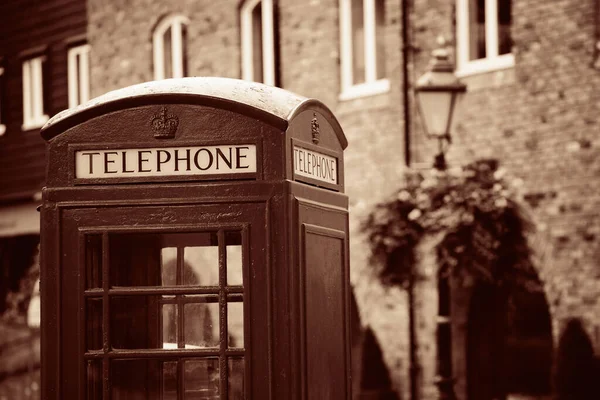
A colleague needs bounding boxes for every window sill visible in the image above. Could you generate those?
[339,79,390,101]
[22,115,49,131]
[456,54,515,77]
[0,124,5,136]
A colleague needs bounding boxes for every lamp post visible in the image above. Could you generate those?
[415,43,466,400]
[414,45,466,170]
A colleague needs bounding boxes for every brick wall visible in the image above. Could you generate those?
[89,1,411,396]
[88,0,241,96]
[411,0,600,398]
[412,0,600,338]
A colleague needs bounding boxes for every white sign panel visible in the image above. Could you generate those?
[293,146,337,185]
[75,145,257,179]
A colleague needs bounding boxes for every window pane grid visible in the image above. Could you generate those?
[68,45,90,108]
[101,232,111,398]
[153,15,188,80]
[251,3,264,82]
[159,294,220,305]
[84,289,243,298]
[351,0,365,85]
[340,0,387,93]
[457,0,513,74]
[22,60,32,123]
[175,246,184,351]
[469,0,486,61]
[218,229,229,398]
[84,229,245,399]
[497,0,511,55]
[85,349,245,360]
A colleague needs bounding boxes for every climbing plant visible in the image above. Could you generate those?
[362,159,540,292]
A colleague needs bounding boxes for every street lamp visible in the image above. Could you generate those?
[415,43,466,400]
[415,45,466,170]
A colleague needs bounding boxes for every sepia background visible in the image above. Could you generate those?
[1,0,600,399]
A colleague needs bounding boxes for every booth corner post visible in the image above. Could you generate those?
[39,77,351,400]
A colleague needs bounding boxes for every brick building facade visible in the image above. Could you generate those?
[86,1,600,399]
[408,1,600,399]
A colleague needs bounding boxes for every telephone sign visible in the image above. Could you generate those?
[75,144,257,179]
[293,146,337,185]
[40,78,351,400]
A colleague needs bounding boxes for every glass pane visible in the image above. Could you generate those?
[111,295,164,349]
[375,0,386,80]
[110,234,163,287]
[86,298,103,350]
[86,359,102,400]
[228,302,244,348]
[468,0,486,60]
[110,232,218,287]
[251,3,264,82]
[163,361,178,400]
[182,25,188,77]
[75,53,82,105]
[184,358,220,399]
[162,303,178,347]
[162,247,215,286]
[448,91,465,135]
[161,248,178,286]
[111,359,163,399]
[85,234,102,289]
[498,0,511,55]
[351,0,366,84]
[184,299,219,348]
[184,246,218,286]
[226,231,243,286]
[416,91,453,137]
[228,358,245,399]
[164,26,173,79]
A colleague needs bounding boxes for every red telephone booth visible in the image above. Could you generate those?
[40,77,351,399]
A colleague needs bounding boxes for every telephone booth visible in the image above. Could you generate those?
[40,78,351,400]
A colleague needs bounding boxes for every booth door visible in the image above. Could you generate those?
[59,203,268,400]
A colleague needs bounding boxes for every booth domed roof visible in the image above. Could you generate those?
[42,77,349,146]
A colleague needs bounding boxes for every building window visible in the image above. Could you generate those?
[0,64,5,136]
[240,0,276,86]
[339,0,388,100]
[22,55,48,131]
[68,44,91,108]
[153,15,189,80]
[456,0,513,76]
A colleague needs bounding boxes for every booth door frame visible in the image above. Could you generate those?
[56,201,269,400]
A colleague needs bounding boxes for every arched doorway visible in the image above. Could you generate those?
[350,289,364,398]
[467,282,552,400]
[350,289,400,400]
[358,327,400,400]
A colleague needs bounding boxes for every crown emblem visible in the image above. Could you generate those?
[151,107,179,139]
[311,113,320,145]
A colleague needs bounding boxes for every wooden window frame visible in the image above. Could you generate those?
[153,15,189,80]
[22,55,49,131]
[68,44,91,108]
[339,0,389,100]
[455,0,514,77]
[240,0,276,86]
